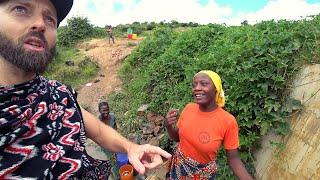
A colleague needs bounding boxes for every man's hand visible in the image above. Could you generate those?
[127,144,172,174]
[81,107,171,174]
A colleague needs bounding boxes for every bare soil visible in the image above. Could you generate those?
[76,37,141,160]
[76,37,168,178]
[77,38,141,115]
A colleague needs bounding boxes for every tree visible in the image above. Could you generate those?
[58,16,94,47]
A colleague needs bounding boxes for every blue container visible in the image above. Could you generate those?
[116,153,128,167]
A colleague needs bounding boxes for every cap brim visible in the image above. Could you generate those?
[50,0,73,25]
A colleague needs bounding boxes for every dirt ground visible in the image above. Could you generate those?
[76,37,141,160]
[76,37,168,179]
[77,38,141,115]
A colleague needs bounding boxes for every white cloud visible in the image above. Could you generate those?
[60,0,320,27]
[226,0,320,25]
[61,0,232,26]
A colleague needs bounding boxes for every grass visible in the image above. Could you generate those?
[44,46,99,88]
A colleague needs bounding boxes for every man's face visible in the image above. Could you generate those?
[0,0,58,73]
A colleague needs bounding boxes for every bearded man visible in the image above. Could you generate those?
[0,0,171,179]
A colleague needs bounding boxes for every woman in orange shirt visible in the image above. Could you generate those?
[165,70,253,180]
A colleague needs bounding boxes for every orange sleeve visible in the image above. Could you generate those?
[223,118,239,150]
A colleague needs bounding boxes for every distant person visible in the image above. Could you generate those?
[99,101,117,130]
[164,70,253,179]
[106,25,115,44]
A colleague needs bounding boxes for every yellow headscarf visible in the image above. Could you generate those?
[196,70,225,107]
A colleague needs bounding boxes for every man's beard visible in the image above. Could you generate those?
[0,31,56,74]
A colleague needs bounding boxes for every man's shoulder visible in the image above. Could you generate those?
[42,76,77,97]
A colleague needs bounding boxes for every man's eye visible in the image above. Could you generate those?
[14,6,28,14]
[45,16,56,25]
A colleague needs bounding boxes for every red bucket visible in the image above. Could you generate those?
[127,34,133,39]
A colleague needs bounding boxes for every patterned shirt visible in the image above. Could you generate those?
[0,76,110,179]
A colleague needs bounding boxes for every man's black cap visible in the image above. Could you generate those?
[50,0,73,26]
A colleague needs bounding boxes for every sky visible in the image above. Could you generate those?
[61,0,320,27]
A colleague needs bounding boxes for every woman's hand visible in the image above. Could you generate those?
[164,109,180,142]
[164,109,179,127]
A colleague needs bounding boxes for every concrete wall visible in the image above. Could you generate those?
[254,64,320,180]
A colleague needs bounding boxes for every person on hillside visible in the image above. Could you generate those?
[99,101,117,130]
[106,25,115,44]
[0,0,171,179]
[164,70,253,180]
[98,101,119,178]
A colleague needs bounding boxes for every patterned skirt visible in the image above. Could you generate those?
[166,147,217,180]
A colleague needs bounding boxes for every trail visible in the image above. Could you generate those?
[77,38,140,115]
[76,38,141,160]
[76,37,168,179]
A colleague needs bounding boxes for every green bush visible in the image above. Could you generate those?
[112,21,201,37]
[92,27,106,38]
[44,47,99,88]
[110,15,320,179]
[58,17,94,47]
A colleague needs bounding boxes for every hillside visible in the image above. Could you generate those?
[107,15,320,179]
[50,15,320,179]
[76,38,142,115]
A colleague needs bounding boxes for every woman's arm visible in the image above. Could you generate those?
[226,149,253,180]
[166,125,179,142]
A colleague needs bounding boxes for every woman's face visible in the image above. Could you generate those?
[192,73,217,111]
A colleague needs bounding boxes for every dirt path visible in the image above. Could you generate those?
[77,38,140,115]
[76,38,141,160]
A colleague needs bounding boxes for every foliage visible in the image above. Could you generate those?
[58,17,94,47]
[113,21,200,37]
[44,46,99,88]
[57,16,203,45]
[47,17,100,97]
[110,16,320,179]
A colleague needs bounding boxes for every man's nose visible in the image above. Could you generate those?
[30,16,46,33]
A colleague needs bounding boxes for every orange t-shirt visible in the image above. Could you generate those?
[178,103,239,164]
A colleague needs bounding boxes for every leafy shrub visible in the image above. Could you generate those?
[92,27,106,38]
[44,47,99,87]
[110,15,320,179]
[112,21,201,37]
[58,17,94,47]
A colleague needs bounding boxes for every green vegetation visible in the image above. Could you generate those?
[108,15,320,179]
[45,17,102,87]
[44,47,99,88]
[113,21,200,37]
[58,16,105,47]
[57,17,204,44]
